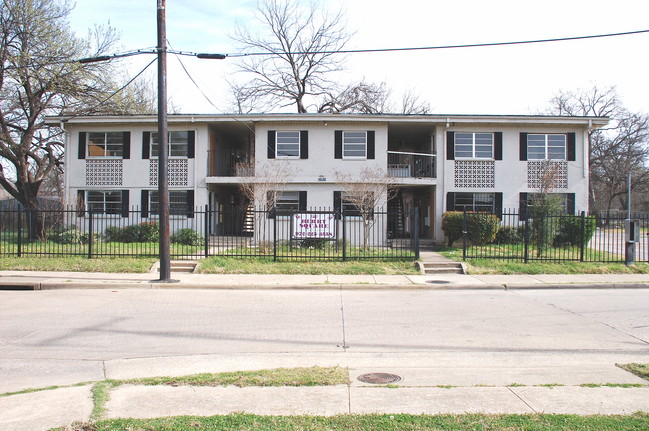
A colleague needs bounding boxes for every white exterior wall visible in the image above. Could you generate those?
[254,121,389,209]
[436,125,589,240]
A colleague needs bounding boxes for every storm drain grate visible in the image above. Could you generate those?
[357,372,402,384]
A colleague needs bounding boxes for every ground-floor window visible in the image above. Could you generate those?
[86,190,123,215]
[452,192,495,212]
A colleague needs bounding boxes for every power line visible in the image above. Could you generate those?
[60,57,157,121]
[225,29,649,57]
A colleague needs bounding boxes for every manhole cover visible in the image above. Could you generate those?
[357,373,402,384]
[426,280,451,284]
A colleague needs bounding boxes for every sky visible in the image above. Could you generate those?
[67,0,649,116]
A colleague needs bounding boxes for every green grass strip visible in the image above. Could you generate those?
[617,363,649,381]
[53,412,649,431]
[117,366,350,388]
[90,380,117,422]
[0,381,93,397]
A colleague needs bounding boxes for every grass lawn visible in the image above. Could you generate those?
[198,256,419,275]
[437,246,649,274]
[55,413,649,431]
[617,363,649,381]
[0,256,157,273]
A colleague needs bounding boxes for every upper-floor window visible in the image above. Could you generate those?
[87,190,123,215]
[343,131,367,158]
[454,133,493,159]
[267,130,308,159]
[87,132,124,158]
[79,132,130,159]
[151,131,190,158]
[276,131,300,158]
[527,134,566,160]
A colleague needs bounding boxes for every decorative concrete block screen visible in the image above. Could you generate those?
[85,160,123,186]
[527,161,568,189]
[149,159,189,186]
[454,161,495,188]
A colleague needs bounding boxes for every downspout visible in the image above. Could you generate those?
[60,121,71,207]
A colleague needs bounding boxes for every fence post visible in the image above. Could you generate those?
[580,211,586,262]
[273,209,277,262]
[462,207,468,261]
[413,207,420,260]
[523,207,529,263]
[17,208,22,257]
[342,210,347,262]
[204,205,209,257]
[87,210,93,259]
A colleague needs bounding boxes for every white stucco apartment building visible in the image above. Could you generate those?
[48,113,608,243]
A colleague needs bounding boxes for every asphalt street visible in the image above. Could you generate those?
[1,288,648,394]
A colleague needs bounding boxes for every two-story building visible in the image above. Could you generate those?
[48,113,608,243]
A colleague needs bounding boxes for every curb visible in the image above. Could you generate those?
[1,280,648,291]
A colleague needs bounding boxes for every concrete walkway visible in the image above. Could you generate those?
[1,354,648,430]
[1,268,649,290]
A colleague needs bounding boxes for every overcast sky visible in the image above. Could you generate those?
[68,0,649,116]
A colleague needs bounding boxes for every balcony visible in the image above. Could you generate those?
[208,150,254,177]
[387,151,436,178]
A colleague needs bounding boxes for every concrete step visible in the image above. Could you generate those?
[419,261,465,275]
[155,261,198,273]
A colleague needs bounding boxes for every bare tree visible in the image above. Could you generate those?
[544,85,649,212]
[318,81,390,114]
[231,0,352,113]
[335,167,395,250]
[0,0,153,239]
[237,160,294,250]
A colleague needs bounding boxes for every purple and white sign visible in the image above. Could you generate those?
[292,213,336,239]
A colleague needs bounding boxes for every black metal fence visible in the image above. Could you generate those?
[0,206,419,261]
[461,209,649,263]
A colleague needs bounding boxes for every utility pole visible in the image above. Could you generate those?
[157,0,171,281]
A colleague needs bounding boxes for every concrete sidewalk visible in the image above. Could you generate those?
[1,354,648,431]
[1,269,649,290]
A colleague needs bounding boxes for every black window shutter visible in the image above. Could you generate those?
[494,192,503,219]
[299,191,307,211]
[567,193,576,215]
[78,132,86,159]
[187,190,195,218]
[141,190,149,218]
[446,132,455,160]
[300,131,308,159]
[446,192,455,212]
[519,133,528,161]
[367,131,375,159]
[267,130,276,159]
[334,131,342,159]
[567,132,576,161]
[333,191,341,219]
[121,190,129,217]
[142,132,150,159]
[519,192,528,221]
[77,190,86,216]
[494,132,503,160]
[122,132,131,159]
[187,131,195,159]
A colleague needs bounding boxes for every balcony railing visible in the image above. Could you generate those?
[208,150,254,177]
[387,151,436,178]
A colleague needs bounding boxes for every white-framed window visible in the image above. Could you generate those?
[453,192,495,213]
[343,131,367,159]
[454,132,494,159]
[151,131,189,158]
[87,132,124,158]
[527,193,570,213]
[527,134,566,160]
[149,190,190,216]
[275,131,300,158]
[87,190,122,214]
